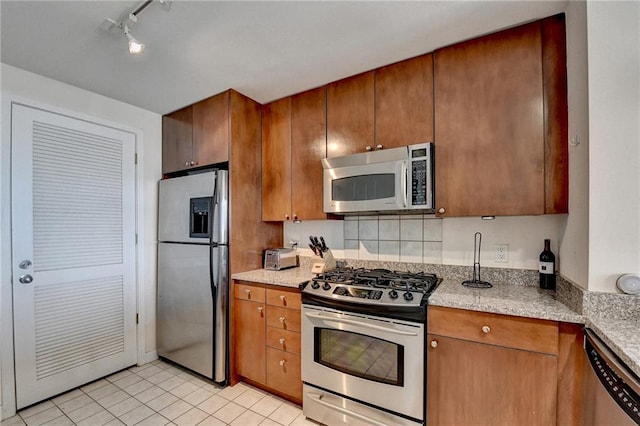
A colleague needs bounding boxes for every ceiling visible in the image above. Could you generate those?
[1,1,568,115]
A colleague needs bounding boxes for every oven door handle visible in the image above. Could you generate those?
[304,312,419,336]
[306,392,391,426]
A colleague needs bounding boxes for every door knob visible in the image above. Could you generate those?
[19,260,32,269]
[19,274,33,284]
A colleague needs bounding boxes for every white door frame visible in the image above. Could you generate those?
[0,95,149,419]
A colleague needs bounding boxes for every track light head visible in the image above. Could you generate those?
[123,25,145,54]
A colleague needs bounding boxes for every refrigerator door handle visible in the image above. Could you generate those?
[211,245,229,384]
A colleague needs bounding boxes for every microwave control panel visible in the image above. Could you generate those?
[409,143,433,208]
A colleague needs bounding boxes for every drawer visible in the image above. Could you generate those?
[234,281,265,302]
[266,327,301,355]
[428,306,558,355]
[266,347,302,400]
[266,287,301,310]
[266,306,301,332]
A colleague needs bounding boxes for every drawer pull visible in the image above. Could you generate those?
[482,325,491,334]
[279,359,286,367]
[279,295,286,302]
[245,289,251,295]
[257,306,264,313]
[279,316,286,323]
[279,338,286,345]
[430,340,438,348]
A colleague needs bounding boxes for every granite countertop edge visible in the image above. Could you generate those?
[585,317,640,379]
[232,267,313,289]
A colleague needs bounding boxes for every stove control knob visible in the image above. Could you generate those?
[403,292,414,301]
[322,282,332,291]
[311,281,320,289]
[389,290,398,299]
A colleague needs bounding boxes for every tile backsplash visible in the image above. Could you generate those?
[344,215,443,263]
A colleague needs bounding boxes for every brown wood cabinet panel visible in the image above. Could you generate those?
[262,97,293,221]
[434,22,545,217]
[266,287,301,310]
[234,281,266,303]
[427,333,557,426]
[375,54,434,148]
[266,306,301,332]
[428,306,558,355]
[291,87,327,220]
[192,92,230,166]
[235,298,266,385]
[327,71,374,157]
[266,347,302,401]
[266,327,301,355]
[162,106,193,174]
[542,14,569,214]
[557,322,584,426]
[229,90,283,277]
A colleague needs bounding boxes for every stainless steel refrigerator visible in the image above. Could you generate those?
[157,170,228,384]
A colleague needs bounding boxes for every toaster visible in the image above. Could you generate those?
[264,248,299,270]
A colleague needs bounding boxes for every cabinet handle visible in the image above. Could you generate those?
[438,207,446,214]
[376,144,383,150]
[184,161,190,167]
[365,145,373,151]
[430,340,438,348]
[190,160,195,166]
[257,306,264,313]
[279,295,286,302]
[279,316,286,323]
[482,325,491,334]
[293,214,298,220]
[279,338,286,345]
[279,359,286,367]
[244,289,251,298]
[284,214,290,220]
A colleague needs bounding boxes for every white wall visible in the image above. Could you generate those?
[559,0,590,289]
[0,64,162,418]
[586,1,640,293]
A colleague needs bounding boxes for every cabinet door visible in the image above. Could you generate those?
[162,106,193,174]
[434,22,544,216]
[375,54,434,149]
[327,71,374,157]
[192,91,229,166]
[427,334,557,426]
[235,298,266,384]
[262,97,292,221]
[291,87,327,220]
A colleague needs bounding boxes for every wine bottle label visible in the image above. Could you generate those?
[539,261,554,274]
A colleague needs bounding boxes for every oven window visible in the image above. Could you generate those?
[332,174,395,201]
[314,328,404,386]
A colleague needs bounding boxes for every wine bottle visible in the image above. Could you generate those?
[539,239,556,290]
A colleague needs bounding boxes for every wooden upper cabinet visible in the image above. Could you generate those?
[375,54,434,149]
[192,91,230,166]
[162,91,232,174]
[327,71,374,157]
[291,87,327,220]
[162,106,193,173]
[262,87,327,222]
[434,16,568,217]
[262,97,293,221]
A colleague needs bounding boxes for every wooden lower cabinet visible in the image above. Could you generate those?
[427,334,557,426]
[233,281,302,403]
[427,306,582,426]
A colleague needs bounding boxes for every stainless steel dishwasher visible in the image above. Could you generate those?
[583,329,640,425]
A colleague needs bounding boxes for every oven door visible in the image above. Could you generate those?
[301,305,424,422]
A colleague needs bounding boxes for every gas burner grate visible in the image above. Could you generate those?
[312,267,439,293]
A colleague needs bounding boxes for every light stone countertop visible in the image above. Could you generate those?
[232,267,314,289]
[586,316,640,379]
[429,278,584,324]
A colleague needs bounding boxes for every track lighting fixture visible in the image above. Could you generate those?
[102,0,172,55]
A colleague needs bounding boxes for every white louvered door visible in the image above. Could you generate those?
[11,103,137,409]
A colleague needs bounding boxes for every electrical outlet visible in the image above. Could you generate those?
[495,244,509,263]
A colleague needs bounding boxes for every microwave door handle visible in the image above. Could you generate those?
[303,311,418,336]
[402,161,408,208]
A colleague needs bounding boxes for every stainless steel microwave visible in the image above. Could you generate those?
[322,143,434,214]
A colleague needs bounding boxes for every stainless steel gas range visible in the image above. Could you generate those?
[301,268,440,426]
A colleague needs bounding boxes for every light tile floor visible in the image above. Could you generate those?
[4,359,318,426]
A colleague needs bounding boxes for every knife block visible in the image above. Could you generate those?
[311,249,337,274]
